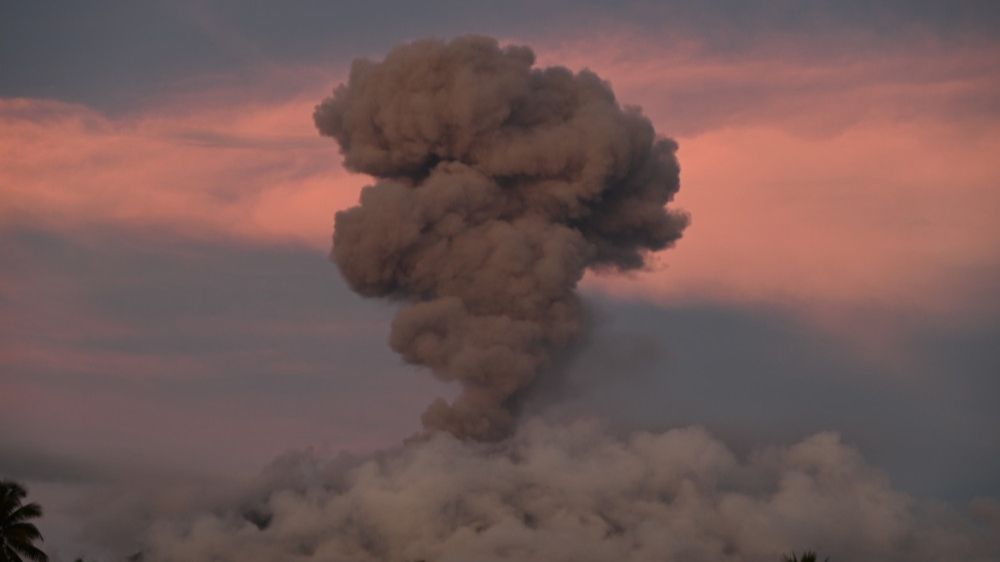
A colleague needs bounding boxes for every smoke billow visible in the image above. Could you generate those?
[139,421,1000,562]
[314,36,688,440]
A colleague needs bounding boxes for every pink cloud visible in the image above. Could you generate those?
[587,122,1000,310]
[0,89,364,248]
[2,34,998,329]
[522,33,1000,321]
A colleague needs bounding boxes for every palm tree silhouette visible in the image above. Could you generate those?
[1,480,48,562]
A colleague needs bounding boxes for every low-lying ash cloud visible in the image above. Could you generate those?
[315,35,688,441]
[140,421,999,562]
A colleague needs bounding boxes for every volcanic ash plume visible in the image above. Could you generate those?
[314,36,688,440]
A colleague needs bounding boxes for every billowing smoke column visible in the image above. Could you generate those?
[314,36,688,440]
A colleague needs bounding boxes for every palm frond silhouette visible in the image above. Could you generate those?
[1,480,48,562]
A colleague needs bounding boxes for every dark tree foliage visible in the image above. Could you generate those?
[782,551,829,562]
[0,480,48,562]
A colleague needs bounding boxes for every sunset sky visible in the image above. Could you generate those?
[2,2,999,559]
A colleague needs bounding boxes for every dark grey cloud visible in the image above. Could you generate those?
[0,224,440,476]
[3,1,998,111]
[3,222,999,559]
[533,295,1000,502]
[0,223,441,558]
[0,443,104,485]
[4,223,997,502]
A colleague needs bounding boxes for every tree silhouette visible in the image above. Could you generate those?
[782,551,829,562]
[0,480,48,562]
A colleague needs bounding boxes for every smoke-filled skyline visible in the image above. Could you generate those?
[138,420,999,562]
[2,2,1000,561]
[123,36,999,561]
[317,36,687,439]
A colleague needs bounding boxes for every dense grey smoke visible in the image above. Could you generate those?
[314,36,688,440]
[139,421,1000,562]
[110,34,986,562]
